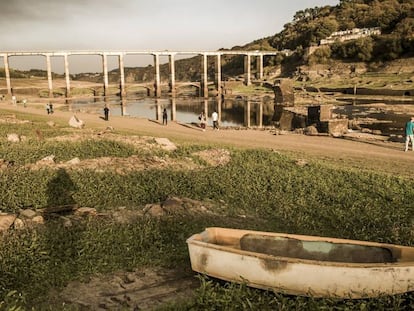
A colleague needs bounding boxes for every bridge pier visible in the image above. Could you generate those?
[170,97,176,121]
[203,98,209,118]
[200,53,208,98]
[64,54,71,97]
[244,99,251,127]
[2,54,12,96]
[102,53,109,97]
[45,54,53,98]
[257,54,263,80]
[169,54,176,96]
[217,95,222,123]
[256,102,263,128]
[119,53,126,98]
[153,53,161,97]
[244,54,252,86]
[215,54,222,95]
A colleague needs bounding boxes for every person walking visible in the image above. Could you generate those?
[199,111,207,131]
[162,108,168,125]
[103,105,109,121]
[405,116,414,152]
[212,110,219,130]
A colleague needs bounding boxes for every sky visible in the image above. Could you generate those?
[0,0,339,73]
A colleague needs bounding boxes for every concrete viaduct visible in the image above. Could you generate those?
[0,50,285,98]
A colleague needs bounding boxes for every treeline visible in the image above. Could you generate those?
[251,0,414,62]
[0,68,64,79]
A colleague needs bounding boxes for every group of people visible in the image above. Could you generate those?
[198,110,219,131]
[160,108,219,131]
[45,103,54,114]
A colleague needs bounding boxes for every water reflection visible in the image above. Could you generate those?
[64,96,414,134]
[66,96,275,128]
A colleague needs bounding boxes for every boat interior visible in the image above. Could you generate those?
[195,228,414,264]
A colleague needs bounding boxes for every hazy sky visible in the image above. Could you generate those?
[0,0,339,73]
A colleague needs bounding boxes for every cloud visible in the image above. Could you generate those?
[0,0,129,25]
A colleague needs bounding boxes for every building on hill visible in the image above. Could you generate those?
[320,27,381,45]
[305,27,381,59]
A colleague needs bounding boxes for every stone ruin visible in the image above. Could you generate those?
[272,78,348,136]
[273,78,294,106]
[307,104,349,137]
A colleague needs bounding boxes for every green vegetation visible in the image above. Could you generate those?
[267,0,414,61]
[1,112,414,309]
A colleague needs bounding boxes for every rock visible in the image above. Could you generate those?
[13,218,25,229]
[0,214,17,231]
[69,115,85,129]
[47,121,56,127]
[7,133,20,142]
[162,197,185,214]
[32,215,45,225]
[60,216,73,228]
[74,207,97,217]
[295,159,308,167]
[38,155,55,164]
[154,138,177,151]
[19,209,37,219]
[304,125,319,136]
[0,159,15,169]
[124,273,136,284]
[66,157,81,165]
[145,204,164,217]
[361,128,372,133]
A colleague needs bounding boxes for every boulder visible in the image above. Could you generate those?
[154,138,177,151]
[0,214,16,231]
[13,218,25,229]
[69,115,85,129]
[66,157,81,165]
[74,207,97,217]
[7,133,20,142]
[19,209,37,219]
[304,125,319,136]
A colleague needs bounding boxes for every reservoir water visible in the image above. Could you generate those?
[64,96,414,135]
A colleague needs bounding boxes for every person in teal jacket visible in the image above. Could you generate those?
[405,117,414,151]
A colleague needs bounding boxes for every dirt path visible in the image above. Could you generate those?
[1,101,412,177]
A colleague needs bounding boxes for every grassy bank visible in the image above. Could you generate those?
[1,112,414,310]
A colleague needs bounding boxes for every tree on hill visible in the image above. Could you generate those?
[265,0,414,62]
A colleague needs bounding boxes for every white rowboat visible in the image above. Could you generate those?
[186,227,414,298]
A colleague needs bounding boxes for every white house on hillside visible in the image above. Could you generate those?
[320,27,381,45]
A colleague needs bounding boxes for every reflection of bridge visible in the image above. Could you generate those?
[121,82,213,97]
[140,96,272,128]
[0,50,288,98]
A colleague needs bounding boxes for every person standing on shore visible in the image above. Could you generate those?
[212,110,219,130]
[104,105,109,121]
[162,108,168,125]
[405,116,414,152]
[199,111,207,131]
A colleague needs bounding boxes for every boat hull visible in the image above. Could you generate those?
[186,227,414,298]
